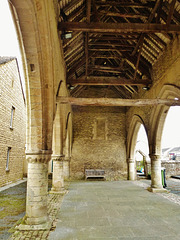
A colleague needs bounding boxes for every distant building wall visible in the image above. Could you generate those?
[70,87,127,180]
[0,58,26,187]
[161,160,180,178]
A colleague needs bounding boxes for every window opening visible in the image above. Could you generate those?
[10,106,15,129]
[6,147,11,171]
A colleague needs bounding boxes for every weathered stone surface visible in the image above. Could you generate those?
[0,59,26,187]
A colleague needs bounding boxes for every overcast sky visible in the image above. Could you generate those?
[161,106,180,148]
[0,0,25,90]
[137,106,180,154]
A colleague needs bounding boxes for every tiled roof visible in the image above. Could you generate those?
[0,57,16,65]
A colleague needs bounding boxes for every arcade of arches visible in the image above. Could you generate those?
[8,0,180,229]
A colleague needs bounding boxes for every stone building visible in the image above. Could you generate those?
[0,57,26,187]
[5,0,180,230]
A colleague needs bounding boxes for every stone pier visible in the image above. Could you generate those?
[18,150,52,230]
[50,155,65,193]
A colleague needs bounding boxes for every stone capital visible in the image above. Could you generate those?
[51,154,65,162]
[26,150,52,163]
[64,157,71,162]
[149,154,161,161]
[128,158,134,163]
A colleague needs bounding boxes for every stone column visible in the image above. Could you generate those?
[19,150,51,230]
[63,157,70,179]
[50,155,65,193]
[128,158,136,180]
[149,154,166,193]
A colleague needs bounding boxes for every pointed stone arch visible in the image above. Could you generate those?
[149,84,180,155]
[9,0,67,227]
[63,112,73,178]
[127,114,148,180]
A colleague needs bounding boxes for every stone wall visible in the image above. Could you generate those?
[161,160,180,178]
[0,58,26,187]
[70,87,127,180]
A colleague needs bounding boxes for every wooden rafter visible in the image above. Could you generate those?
[60,0,180,94]
[166,0,177,27]
[132,0,162,80]
[85,0,91,76]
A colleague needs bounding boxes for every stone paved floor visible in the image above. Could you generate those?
[0,178,179,239]
[49,181,180,240]
[0,180,27,240]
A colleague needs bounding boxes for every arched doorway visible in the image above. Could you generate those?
[135,125,150,178]
[149,85,180,191]
[127,115,149,180]
[161,106,180,177]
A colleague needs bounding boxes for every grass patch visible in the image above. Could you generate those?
[0,195,25,219]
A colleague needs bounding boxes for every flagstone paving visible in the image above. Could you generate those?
[0,178,180,239]
[49,180,180,240]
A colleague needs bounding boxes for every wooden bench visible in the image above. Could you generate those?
[85,169,105,180]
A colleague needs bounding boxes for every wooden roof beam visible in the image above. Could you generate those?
[89,43,135,47]
[89,36,137,41]
[95,1,154,8]
[67,76,152,86]
[58,22,180,33]
[57,97,180,107]
[98,11,149,19]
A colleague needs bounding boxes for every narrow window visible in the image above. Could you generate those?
[6,147,11,172]
[10,106,15,129]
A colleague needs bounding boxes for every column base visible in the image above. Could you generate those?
[147,187,169,193]
[16,219,51,230]
[49,187,67,194]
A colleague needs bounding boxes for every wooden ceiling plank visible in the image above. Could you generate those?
[68,4,85,21]
[70,86,86,98]
[63,32,82,48]
[113,86,131,99]
[119,51,150,78]
[67,51,95,77]
[63,0,83,14]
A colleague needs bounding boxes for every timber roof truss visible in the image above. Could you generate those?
[58,0,180,98]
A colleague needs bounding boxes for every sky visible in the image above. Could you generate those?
[161,106,180,148]
[0,0,25,90]
[136,106,180,158]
